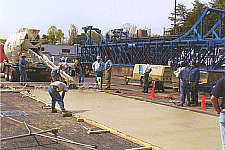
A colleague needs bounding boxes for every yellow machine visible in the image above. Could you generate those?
[124,64,172,90]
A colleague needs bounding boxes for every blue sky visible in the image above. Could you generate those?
[0,0,211,39]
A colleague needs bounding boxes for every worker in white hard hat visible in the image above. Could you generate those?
[92,56,104,89]
[51,64,65,81]
[19,53,27,83]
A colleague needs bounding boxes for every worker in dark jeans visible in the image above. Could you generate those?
[188,60,200,106]
[211,76,225,150]
[178,61,190,106]
[48,80,72,117]
[143,60,152,93]
[19,53,27,83]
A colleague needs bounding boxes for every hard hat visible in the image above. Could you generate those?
[21,53,27,57]
[61,57,65,61]
[60,64,65,69]
[63,80,69,85]
[97,56,101,60]
[74,60,79,64]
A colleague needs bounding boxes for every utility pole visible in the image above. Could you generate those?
[174,0,177,34]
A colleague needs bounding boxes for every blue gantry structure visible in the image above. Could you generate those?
[78,7,225,70]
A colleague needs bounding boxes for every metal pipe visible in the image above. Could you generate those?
[0,128,58,141]
[35,133,97,150]
[6,117,97,149]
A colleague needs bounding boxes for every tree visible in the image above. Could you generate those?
[183,0,207,31]
[47,26,65,44]
[90,31,99,44]
[47,26,57,44]
[167,0,207,35]
[56,29,64,44]
[41,34,49,44]
[168,3,189,35]
[67,24,78,45]
[122,23,137,36]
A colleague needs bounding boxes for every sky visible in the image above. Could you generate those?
[0,0,211,39]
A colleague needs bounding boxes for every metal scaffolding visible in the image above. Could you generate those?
[78,7,225,70]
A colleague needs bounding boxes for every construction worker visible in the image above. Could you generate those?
[177,61,190,106]
[19,53,27,83]
[211,76,225,150]
[60,57,68,74]
[92,56,104,89]
[188,60,200,106]
[48,80,72,117]
[143,60,152,93]
[74,60,84,83]
[104,56,112,90]
[51,64,65,81]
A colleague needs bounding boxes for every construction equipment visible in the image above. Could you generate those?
[2,28,75,82]
[124,64,172,91]
[2,28,51,81]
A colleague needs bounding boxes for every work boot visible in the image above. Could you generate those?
[51,108,57,113]
[62,111,72,117]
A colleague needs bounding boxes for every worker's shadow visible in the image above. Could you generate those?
[70,110,90,114]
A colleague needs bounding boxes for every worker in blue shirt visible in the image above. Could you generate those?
[51,64,65,81]
[211,76,225,150]
[104,56,112,90]
[188,60,200,106]
[19,53,27,83]
[178,61,190,106]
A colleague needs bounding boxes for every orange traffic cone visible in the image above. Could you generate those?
[150,87,155,99]
[200,96,206,109]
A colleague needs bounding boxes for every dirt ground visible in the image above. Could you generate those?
[0,92,140,150]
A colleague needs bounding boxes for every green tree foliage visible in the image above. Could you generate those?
[168,3,189,34]
[47,26,65,44]
[90,31,99,44]
[168,0,225,37]
[41,34,49,44]
[0,39,7,43]
[67,24,78,45]
[56,29,64,44]
[182,0,207,33]
[167,0,207,35]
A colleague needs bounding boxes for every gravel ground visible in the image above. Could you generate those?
[0,92,140,150]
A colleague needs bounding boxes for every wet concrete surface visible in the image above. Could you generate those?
[30,89,221,150]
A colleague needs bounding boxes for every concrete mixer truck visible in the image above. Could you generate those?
[1,28,51,82]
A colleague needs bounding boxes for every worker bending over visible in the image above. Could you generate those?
[51,64,64,81]
[48,80,72,117]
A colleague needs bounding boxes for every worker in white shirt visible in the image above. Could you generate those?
[143,60,152,93]
[48,80,72,117]
[92,56,104,89]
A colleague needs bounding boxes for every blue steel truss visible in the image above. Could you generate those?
[79,7,225,70]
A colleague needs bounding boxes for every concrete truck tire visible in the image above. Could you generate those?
[8,70,17,82]
[0,62,5,73]
[4,66,9,81]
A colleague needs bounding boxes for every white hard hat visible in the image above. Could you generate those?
[61,57,65,61]
[97,56,101,60]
